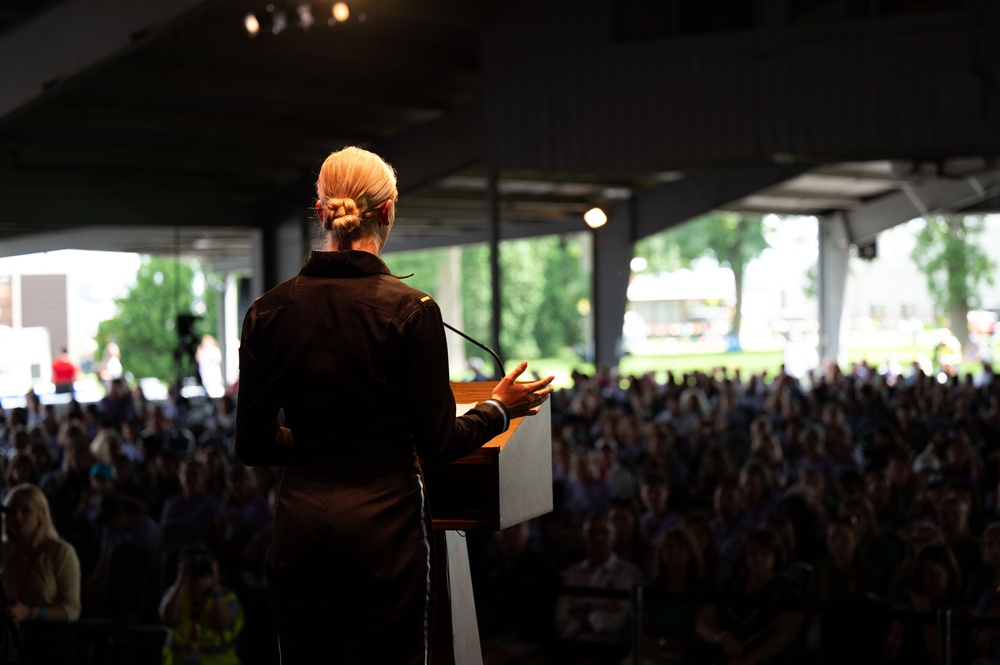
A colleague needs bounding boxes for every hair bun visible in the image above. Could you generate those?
[323,197,362,233]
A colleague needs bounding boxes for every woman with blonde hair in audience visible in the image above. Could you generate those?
[0,483,81,664]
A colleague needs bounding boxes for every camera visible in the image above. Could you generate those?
[190,551,215,578]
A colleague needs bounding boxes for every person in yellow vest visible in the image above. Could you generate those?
[160,544,243,665]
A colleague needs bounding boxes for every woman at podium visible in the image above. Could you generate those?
[235,146,553,664]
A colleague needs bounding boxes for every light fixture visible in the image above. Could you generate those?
[271,8,288,34]
[584,207,607,229]
[244,2,360,37]
[244,13,260,36]
[297,4,315,29]
[630,257,647,272]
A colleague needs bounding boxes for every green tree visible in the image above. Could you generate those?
[635,213,771,350]
[96,256,219,382]
[386,234,589,364]
[911,215,996,349]
[496,235,588,358]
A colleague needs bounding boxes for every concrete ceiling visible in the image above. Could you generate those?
[2,0,998,266]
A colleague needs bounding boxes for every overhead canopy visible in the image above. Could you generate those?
[2,0,1000,264]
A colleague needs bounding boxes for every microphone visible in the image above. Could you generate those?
[442,322,505,379]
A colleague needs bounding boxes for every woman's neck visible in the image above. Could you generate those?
[745,571,773,593]
[10,535,37,553]
[330,237,381,255]
[665,566,688,590]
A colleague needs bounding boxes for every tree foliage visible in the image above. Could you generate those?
[96,256,220,382]
[386,234,589,364]
[911,215,995,348]
[634,212,770,348]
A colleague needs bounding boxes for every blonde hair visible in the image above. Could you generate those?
[3,483,60,551]
[316,146,398,252]
[90,429,123,464]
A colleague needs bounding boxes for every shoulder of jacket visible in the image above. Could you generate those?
[359,276,437,319]
[250,279,296,314]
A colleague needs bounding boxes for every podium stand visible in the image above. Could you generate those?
[421,382,552,665]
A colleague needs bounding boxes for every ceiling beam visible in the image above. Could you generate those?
[843,170,1000,245]
[373,103,484,195]
[632,164,813,239]
[385,219,585,253]
[0,0,218,124]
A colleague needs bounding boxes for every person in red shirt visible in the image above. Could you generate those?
[51,348,78,395]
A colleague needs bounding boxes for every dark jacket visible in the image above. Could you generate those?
[235,249,505,469]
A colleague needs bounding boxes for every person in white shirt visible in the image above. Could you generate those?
[555,513,641,649]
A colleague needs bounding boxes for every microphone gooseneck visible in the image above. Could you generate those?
[442,321,506,379]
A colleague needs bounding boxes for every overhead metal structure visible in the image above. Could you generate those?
[2,0,1000,370]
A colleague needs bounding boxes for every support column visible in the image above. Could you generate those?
[486,165,502,361]
[592,199,635,372]
[250,230,266,300]
[260,216,310,292]
[818,213,851,367]
[439,246,466,379]
[222,271,241,386]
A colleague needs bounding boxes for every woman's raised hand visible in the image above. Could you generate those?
[491,361,555,419]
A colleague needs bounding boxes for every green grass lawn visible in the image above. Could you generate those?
[510,343,987,389]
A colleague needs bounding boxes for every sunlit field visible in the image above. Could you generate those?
[510,329,994,389]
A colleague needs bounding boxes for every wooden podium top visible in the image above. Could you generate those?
[421,382,553,531]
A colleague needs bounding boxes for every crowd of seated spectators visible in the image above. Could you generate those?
[0,358,997,664]
[0,381,275,665]
[468,359,1000,665]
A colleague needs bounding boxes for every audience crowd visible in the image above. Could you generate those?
[0,358,998,664]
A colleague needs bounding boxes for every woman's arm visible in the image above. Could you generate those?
[206,589,238,631]
[159,559,190,627]
[883,609,906,663]
[402,303,551,464]
[50,542,82,621]
[204,562,237,631]
[736,610,803,665]
[235,305,294,466]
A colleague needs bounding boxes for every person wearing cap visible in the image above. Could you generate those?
[78,461,116,524]
[235,146,554,664]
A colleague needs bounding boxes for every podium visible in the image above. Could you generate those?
[420,382,552,665]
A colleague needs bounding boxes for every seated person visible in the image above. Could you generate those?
[476,521,560,663]
[643,527,712,663]
[0,484,81,665]
[639,469,683,576]
[805,516,890,664]
[87,494,164,617]
[696,528,805,665]
[883,543,971,665]
[161,459,222,541]
[160,545,243,665]
[554,514,641,663]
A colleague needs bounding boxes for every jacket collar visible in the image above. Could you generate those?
[300,250,393,278]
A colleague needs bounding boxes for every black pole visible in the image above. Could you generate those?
[486,164,502,360]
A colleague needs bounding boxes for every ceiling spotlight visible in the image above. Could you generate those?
[272,9,288,33]
[584,207,607,229]
[630,257,648,272]
[244,13,260,37]
[297,4,315,29]
[332,2,350,21]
